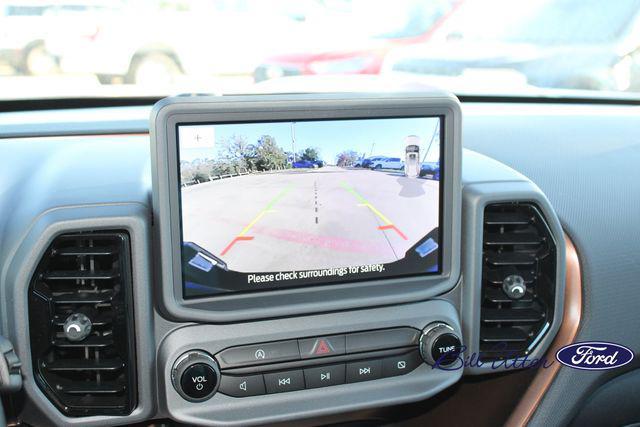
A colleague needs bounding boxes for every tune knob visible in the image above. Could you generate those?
[419,322,463,366]
[171,350,220,402]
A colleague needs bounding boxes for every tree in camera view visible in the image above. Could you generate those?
[335,150,360,167]
[181,134,291,184]
[299,147,320,162]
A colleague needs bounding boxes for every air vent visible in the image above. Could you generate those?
[28,231,136,416]
[479,203,556,361]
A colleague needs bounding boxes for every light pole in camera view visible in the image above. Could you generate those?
[291,122,296,162]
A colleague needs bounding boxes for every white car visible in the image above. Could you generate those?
[45,3,308,85]
[0,1,103,75]
[371,157,403,170]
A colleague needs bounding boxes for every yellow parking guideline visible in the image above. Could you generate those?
[364,202,393,225]
[238,185,292,236]
[239,211,267,236]
[343,182,392,225]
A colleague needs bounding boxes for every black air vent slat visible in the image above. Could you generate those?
[52,336,114,348]
[53,246,117,256]
[480,328,529,342]
[486,252,536,266]
[485,268,535,285]
[61,395,127,411]
[483,211,532,225]
[52,290,114,304]
[479,348,529,359]
[484,233,542,245]
[479,203,557,361]
[53,312,111,326]
[28,231,136,417]
[482,308,543,324]
[43,359,124,372]
[484,287,533,303]
[59,382,125,395]
[44,270,119,281]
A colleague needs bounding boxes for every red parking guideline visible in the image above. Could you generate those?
[378,224,408,240]
[220,236,254,256]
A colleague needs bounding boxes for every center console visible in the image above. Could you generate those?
[147,93,471,424]
[158,300,463,425]
[144,92,566,425]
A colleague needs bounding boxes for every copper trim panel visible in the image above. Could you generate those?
[505,235,582,427]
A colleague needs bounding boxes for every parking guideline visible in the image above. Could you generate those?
[340,181,407,241]
[221,185,293,255]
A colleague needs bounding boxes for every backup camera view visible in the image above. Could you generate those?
[179,117,442,296]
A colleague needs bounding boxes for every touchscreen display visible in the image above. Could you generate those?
[178,117,442,297]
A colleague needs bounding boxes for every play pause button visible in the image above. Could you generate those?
[303,364,345,388]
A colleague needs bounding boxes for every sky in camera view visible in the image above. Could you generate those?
[179,117,441,164]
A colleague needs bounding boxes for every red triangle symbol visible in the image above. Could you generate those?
[314,339,332,355]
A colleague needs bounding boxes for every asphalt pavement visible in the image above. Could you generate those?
[181,166,439,273]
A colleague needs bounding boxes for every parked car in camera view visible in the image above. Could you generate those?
[292,159,318,169]
[371,157,404,170]
[356,156,387,168]
[420,161,440,180]
[383,0,640,92]
[253,0,460,82]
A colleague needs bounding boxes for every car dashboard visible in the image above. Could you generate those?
[0,97,639,427]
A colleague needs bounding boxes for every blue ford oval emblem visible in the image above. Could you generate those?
[556,341,634,370]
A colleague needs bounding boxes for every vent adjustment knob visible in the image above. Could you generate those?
[171,350,219,402]
[63,313,92,342]
[419,322,463,367]
[503,274,527,300]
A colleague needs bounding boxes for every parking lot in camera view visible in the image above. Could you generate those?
[181,166,439,273]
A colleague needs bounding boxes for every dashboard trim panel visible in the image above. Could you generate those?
[460,151,567,374]
[505,235,582,427]
[1,203,156,426]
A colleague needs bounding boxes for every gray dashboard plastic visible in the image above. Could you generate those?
[0,100,592,426]
[463,102,640,426]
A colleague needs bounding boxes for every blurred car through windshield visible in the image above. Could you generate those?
[382,0,640,92]
[253,0,459,82]
[1,0,640,99]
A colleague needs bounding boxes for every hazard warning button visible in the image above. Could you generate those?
[298,335,346,359]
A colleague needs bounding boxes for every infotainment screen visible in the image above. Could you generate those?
[177,116,443,297]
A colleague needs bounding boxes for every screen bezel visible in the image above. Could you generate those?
[151,93,462,322]
[176,115,444,298]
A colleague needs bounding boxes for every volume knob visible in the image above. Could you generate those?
[171,350,220,402]
[419,322,463,366]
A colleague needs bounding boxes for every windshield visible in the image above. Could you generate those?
[1,0,640,100]
[440,0,640,45]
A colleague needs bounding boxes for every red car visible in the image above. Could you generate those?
[254,0,460,82]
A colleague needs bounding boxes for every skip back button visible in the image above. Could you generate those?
[264,370,305,393]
